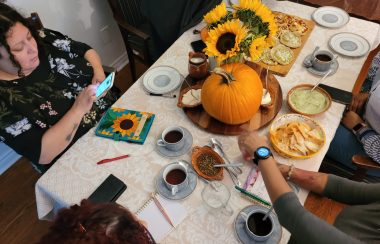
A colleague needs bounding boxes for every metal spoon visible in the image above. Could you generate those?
[206,145,241,187]
[214,163,244,168]
[210,138,243,174]
[262,205,274,221]
[310,68,332,92]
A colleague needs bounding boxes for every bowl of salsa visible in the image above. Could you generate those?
[287,84,331,116]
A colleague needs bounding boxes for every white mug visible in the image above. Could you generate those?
[162,162,189,195]
[240,209,274,241]
[157,126,185,151]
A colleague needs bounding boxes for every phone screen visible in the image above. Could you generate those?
[96,72,115,97]
[191,40,207,53]
[319,84,352,105]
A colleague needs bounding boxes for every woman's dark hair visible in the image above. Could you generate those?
[0,2,41,77]
[38,200,156,244]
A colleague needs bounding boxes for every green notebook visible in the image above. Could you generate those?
[95,107,155,144]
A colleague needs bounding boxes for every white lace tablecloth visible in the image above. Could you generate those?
[36,1,380,243]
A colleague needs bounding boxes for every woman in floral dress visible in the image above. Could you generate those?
[0,3,116,172]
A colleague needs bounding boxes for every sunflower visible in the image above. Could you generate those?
[111,113,139,137]
[249,36,267,61]
[204,19,248,64]
[99,129,113,136]
[237,0,278,46]
[111,107,126,113]
[203,2,228,25]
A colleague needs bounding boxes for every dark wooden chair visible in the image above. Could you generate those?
[350,155,380,181]
[107,0,155,82]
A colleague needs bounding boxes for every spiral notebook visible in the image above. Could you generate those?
[136,194,187,242]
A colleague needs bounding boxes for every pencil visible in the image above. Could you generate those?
[235,186,272,207]
[150,193,175,227]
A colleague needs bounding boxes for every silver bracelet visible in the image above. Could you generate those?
[286,164,295,181]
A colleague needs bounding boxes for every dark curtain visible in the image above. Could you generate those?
[140,0,222,60]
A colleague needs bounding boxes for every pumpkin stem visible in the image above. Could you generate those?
[212,67,235,84]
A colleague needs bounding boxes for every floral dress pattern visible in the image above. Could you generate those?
[0,29,116,168]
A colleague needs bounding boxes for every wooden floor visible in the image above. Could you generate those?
[0,44,378,243]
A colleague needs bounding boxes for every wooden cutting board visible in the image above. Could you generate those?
[179,62,282,135]
[259,14,315,76]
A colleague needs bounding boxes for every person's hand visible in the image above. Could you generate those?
[72,85,97,116]
[341,111,364,130]
[349,92,369,112]
[238,131,269,161]
[91,68,106,85]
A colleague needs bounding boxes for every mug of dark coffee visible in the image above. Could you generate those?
[162,162,189,195]
[311,50,333,72]
[241,208,274,241]
[157,126,185,151]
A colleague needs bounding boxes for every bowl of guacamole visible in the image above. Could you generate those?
[287,84,331,116]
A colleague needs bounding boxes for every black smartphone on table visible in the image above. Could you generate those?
[191,40,207,53]
[88,174,127,204]
[319,84,353,105]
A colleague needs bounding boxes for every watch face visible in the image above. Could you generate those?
[257,147,270,157]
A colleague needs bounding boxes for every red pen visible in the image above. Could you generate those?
[96,154,130,165]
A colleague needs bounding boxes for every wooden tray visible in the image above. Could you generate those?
[259,13,315,76]
[180,62,282,135]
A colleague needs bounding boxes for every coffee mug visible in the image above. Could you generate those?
[311,50,334,72]
[188,52,209,79]
[163,162,189,195]
[157,126,185,151]
[201,181,233,216]
[241,209,274,241]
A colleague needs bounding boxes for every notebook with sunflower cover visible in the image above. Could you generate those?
[95,107,155,144]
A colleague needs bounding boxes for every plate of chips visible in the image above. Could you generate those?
[269,114,326,159]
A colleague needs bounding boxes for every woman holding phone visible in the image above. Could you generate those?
[0,3,116,172]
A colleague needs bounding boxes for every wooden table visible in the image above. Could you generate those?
[35,1,380,243]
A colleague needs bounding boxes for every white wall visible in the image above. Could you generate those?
[7,0,128,69]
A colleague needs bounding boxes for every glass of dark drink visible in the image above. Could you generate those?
[157,126,185,151]
[241,208,274,241]
[162,162,188,195]
[311,50,334,72]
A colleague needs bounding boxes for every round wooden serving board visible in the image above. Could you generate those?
[180,62,282,135]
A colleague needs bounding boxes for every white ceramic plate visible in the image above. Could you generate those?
[312,6,349,28]
[329,32,370,57]
[142,66,182,94]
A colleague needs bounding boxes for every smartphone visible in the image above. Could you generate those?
[319,84,353,105]
[191,40,207,53]
[88,174,127,204]
[96,72,115,97]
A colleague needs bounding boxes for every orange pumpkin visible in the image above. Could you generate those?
[201,63,263,125]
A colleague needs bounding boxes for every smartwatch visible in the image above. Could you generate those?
[352,123,365,134]
[253,146,273,165]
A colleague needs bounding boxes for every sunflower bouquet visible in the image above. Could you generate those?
[202,0,278,65]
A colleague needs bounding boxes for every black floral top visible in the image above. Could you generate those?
[0,29,115,167]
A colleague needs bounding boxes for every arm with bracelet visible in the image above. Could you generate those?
[238,131,373,244]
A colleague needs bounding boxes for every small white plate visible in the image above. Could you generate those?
[329,32,370,57]
[312,6,349,28]
[142,66,182,94]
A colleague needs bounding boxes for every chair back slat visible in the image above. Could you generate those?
[109,0,145,27]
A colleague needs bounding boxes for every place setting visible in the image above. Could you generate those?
[156,126,193,158]
[142,65,182,98]
[155,160,197,200]
[303,47,339,76]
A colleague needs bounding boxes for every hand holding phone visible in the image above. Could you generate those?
[96,72,115,97]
